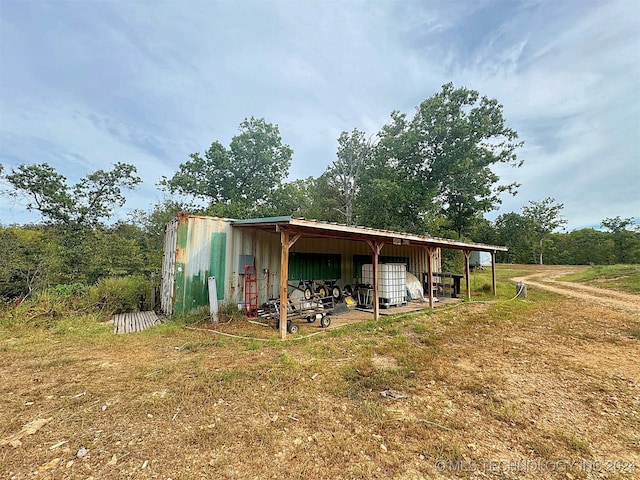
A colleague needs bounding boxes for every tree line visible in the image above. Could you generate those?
[1,84,637,303]
[476,211,639,265]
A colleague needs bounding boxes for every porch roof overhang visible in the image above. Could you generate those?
[231,216,508,253]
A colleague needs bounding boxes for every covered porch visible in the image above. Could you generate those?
[232,217,508,339]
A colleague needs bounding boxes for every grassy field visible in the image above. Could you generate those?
[1,265,639,479]
[558,264,640,293]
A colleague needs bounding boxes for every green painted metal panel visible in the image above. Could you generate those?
[179,243,227,311]
[191,271,208,310]
[288,252,341,281]
[172,217,190,314]
[209,232,227,300]
[174,262,186,314]
[177,218,188,249]
[231,216,291,225]
[173,218,228,314]
[175,267,207,314]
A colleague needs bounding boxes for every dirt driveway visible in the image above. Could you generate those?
[512,266,639,316]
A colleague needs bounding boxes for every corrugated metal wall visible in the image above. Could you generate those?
[163,215,234,314]
[228,229,282,306]
[160,217,178,315]
[162,215,443,315]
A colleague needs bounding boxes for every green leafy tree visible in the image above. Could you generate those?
[601,216,635,233]
[257,177,316,218]
[357,177,416,231]
[0,221,158,301]
[303,173,344,223]
[356,84,522,236]
[161,117,293,217]
[2,162,141,227]
[547,229,616,265]
[0,227,45,300]
[411,83,523,238]
[522,197,567,265]
[601,216,637,263]
[493,212,537,263]
[2,162,144,292]
[81,224,148,282]
[469,217,497,245]
[0,225,66,300]
[357,111,433,233]
[131,198,193,268]
[133,198,191,241]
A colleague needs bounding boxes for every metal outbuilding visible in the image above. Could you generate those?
[161,214,508,338]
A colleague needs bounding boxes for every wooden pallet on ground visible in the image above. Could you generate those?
[111,311,161,334]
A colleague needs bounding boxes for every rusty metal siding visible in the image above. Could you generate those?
[163,215,233,315]
[163,221,283,313]
[160,217,179,315]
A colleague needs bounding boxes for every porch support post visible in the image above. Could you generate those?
[279,229,301,339]
[464,249,472,300]
[366,240,385,321]
[426,247,434,308]
[491,250,497,296]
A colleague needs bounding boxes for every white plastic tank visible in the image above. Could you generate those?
[362,264,407,307]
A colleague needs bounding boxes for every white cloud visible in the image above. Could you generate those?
[1,0,638,230]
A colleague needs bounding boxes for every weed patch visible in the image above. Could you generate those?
[555,430,593,456]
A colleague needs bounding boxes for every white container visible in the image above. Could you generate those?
[362,264,407,307]
[208,276,219,323]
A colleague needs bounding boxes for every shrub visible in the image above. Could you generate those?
[85,275,151,314]
[50,283,88,300]
[0,290,78,329]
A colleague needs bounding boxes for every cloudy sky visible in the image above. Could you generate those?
[1,0,638,230]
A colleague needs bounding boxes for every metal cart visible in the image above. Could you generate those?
[265,292,334,334]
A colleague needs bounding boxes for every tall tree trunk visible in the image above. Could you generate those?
[539,238,544,265]
[345,195,353,226]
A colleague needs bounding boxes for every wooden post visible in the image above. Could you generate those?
[426,247,434,308]
[279,230,289,340]
[464,250,472,300]
[279,229,301,339]
[366,240,384,321]
[491,250,497,296]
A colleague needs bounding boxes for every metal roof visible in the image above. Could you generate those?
[231,216,507,252]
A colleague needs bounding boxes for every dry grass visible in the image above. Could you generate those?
[1,265,639,479]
